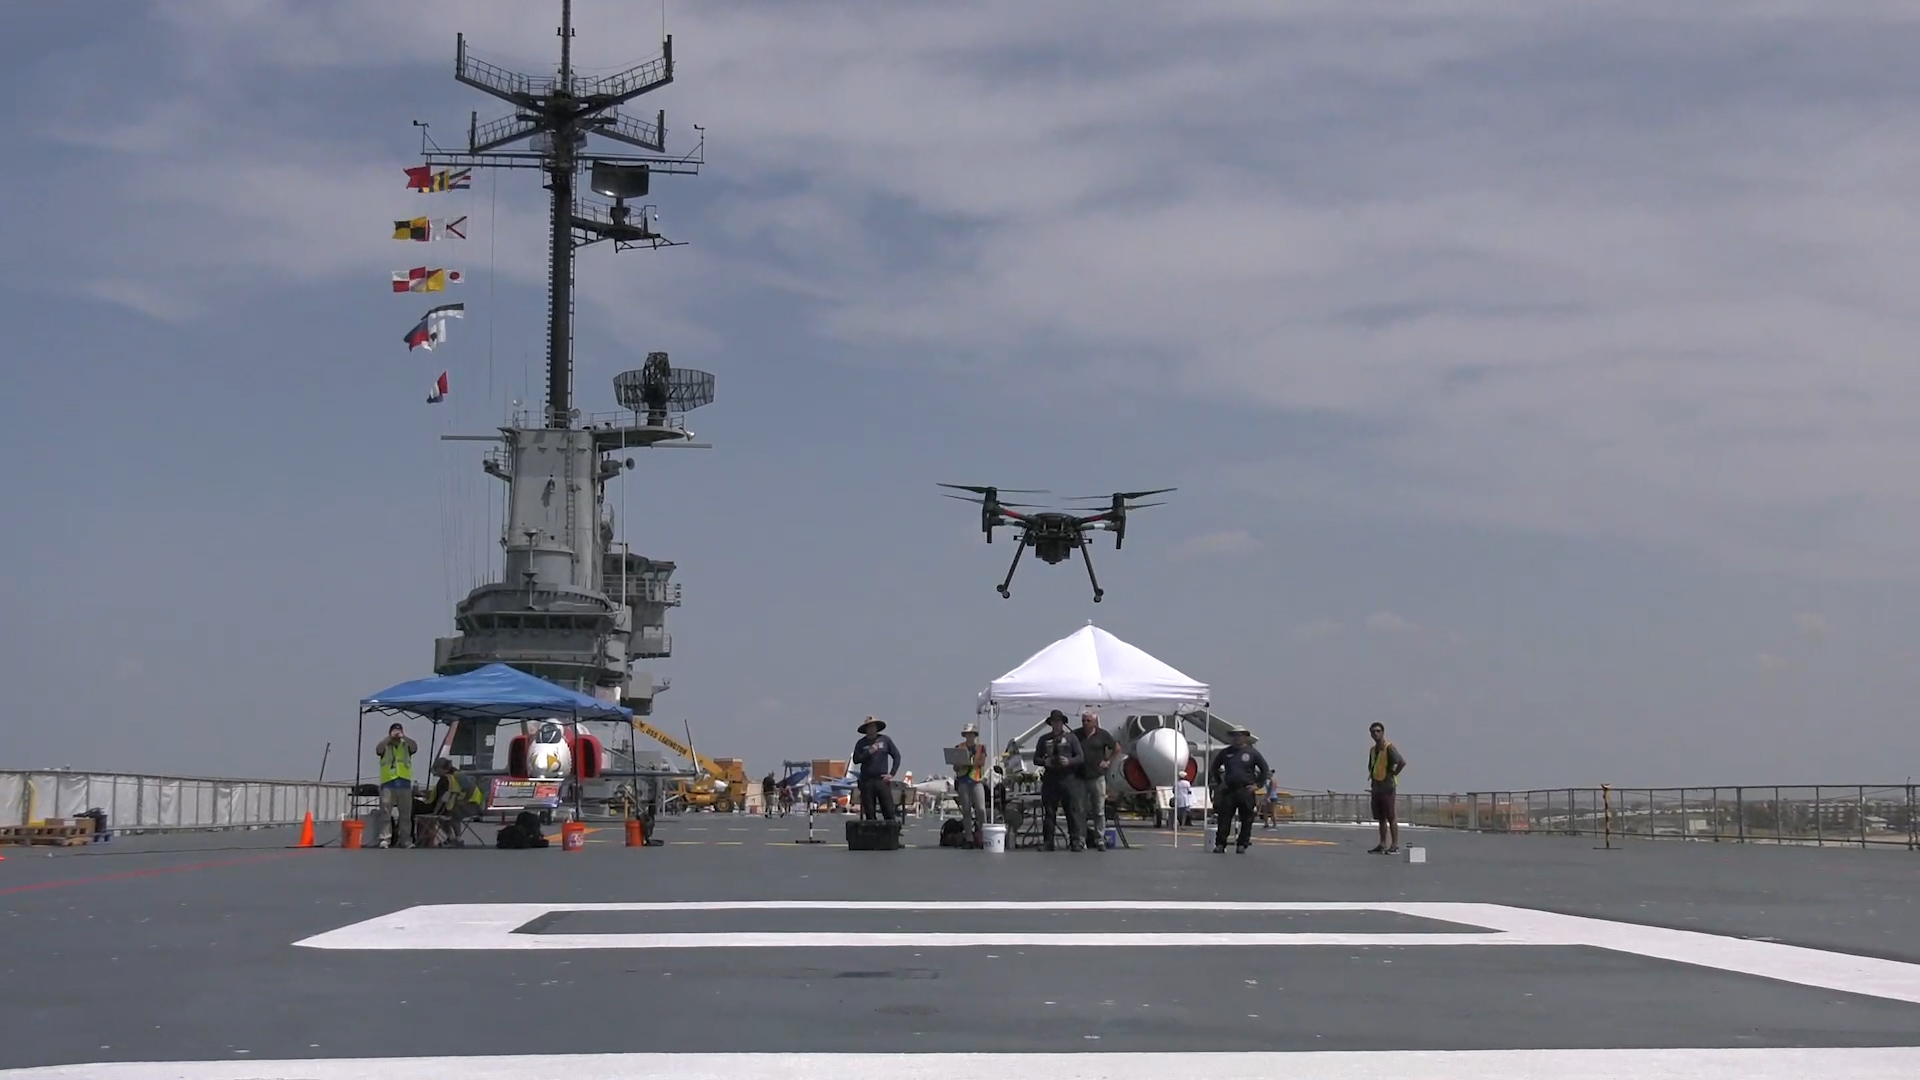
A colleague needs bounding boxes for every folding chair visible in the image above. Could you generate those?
[412,813,449,847]
[452,812,488,847]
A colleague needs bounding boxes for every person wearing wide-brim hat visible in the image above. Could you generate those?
[851,716,901,822]
[1208,724,1271,854]
[1034,710,1088,851]
[953,721,988,846]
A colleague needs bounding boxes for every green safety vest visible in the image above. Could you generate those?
[437,771,483,807]
[380,740,414,784]
[956,741,984,781]
[1369,743,1398,783]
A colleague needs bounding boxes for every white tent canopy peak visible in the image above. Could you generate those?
[978,623,1210,713]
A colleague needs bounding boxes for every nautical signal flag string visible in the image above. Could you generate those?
[404,166,471,192]
[392,267,464,293]
[392,216,467,242]
[405,303,466,352]
[394,165,472,404]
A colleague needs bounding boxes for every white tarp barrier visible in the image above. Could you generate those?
[0,770,352,832]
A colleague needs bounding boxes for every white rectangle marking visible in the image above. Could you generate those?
[290,900,1920,1006]
[9,1049,1920,1080]
[408,931,1519,950]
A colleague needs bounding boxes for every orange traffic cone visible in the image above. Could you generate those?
[296,811,315,848]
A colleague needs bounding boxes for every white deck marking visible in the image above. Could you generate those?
[10,1049,1920,1080]
[288,900,1920,1006]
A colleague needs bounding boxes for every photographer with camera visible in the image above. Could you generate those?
[372,722,419,848]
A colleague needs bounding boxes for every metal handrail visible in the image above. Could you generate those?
[1279,784,1920,850]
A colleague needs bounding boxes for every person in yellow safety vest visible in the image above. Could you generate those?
[374,722,419,848]
[428,757,485,846]
[954,722,988,847]
[1367,722,1408,855]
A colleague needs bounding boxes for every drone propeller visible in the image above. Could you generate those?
[1067,488,1176,550]
[942,494,1044,508]
[938,483,1049,494]
[1067,487,1177,502]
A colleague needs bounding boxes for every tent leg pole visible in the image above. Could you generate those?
[354,709,366,829]
[572,711,583,822]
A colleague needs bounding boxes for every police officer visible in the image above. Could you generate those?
[1033,710,1086,851]
[1208,725,1270,853]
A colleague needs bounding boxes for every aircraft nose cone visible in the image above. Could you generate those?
[1132,727,1190,788]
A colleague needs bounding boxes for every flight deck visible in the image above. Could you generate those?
[2,818,1917,1079]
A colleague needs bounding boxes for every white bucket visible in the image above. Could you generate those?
[981,824,1008,853]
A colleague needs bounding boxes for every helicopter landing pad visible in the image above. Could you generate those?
[2,817,1917,1078]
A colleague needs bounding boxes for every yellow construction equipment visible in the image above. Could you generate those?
[632,718,749,812]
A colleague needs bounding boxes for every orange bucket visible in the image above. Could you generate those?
[340,819,364,850]
[561,820,587,851]
[625,818,645,847]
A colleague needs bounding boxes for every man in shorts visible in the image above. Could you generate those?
[1367,722,1406,854]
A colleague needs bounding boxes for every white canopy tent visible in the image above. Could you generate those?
[975,623,1210,826]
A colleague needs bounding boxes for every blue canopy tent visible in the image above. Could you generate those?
[356,664,634,831]
[360,663,633,724]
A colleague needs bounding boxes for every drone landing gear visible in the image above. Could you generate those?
[1080,540,1105,603]
[997,539,1026,599]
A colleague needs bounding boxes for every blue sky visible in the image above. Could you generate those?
[5,0,1920,791]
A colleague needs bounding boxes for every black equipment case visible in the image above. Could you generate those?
[845,818,903,850]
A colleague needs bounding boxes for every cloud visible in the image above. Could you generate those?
[112,655,144,680]
[1366,611,1419,635]
[1757,651,1790,672]
[21,1,1920,579]
[1289,620,1345,643]
[1793,612,1830,637]
[1169,529,1262,560]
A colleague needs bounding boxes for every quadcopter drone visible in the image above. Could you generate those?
[939,484,1174,602]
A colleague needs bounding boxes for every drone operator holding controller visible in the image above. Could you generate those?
[1034,710,1087,851]
[851,716,901,823]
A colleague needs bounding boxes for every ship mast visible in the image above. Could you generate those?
[423,0,702,428]
[423,0,714,725]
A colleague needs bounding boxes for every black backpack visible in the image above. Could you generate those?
[939,818,964,847]
[496,810,550,849]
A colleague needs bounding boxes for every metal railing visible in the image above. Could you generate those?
[600,577,682,605]
[581,410,691,432]
[0,770,353,834]
[1281,785,1920,849]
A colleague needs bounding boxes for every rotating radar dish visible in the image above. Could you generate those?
[614,351,715,427]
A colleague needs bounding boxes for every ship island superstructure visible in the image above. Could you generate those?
[415,0,713,810]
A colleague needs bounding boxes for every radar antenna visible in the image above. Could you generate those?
[613,351,715,429]
[419,0,705,429]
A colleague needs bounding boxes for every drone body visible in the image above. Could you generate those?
[940,484,1174,602]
